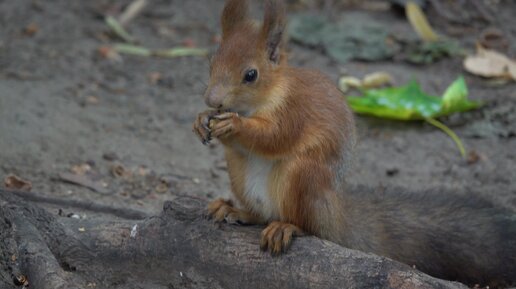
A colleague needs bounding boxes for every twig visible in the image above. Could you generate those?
[113,43,151,56]
[57,172,110,194]
[153,47,208,58]
[105,16,136,43]
[113,43,208,58]
[119,0,148,27]
[1,188,149,220]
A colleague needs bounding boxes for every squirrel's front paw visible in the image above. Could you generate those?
[207,198,256,225]
[193,110,218,145]
[260,221,303,255]
[210,112,241,140]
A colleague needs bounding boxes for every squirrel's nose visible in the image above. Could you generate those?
[204,96,221,108]
[204,85,226,108]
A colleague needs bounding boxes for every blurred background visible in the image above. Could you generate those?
[0,0,515,216]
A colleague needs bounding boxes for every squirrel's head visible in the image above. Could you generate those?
[204,0,287,115]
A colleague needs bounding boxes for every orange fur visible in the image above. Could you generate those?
[199,0,355,252]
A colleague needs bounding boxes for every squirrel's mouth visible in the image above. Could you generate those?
[218,108,246,115]
[217,106,252,117]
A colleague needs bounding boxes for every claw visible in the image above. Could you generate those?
[213,112,239,120]
[202,138,210,145]
[206,198,261,226]
[202,122,211,132]
[193,110,219,145]
[260,221,303,255]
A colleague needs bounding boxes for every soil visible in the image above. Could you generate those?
[0,0,515,287]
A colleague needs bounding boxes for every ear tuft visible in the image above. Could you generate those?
[221,0,249,40]
[261,0,286,64]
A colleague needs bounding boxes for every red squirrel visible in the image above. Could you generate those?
[193,0,516,287]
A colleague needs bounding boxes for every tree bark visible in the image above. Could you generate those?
[0,189,467,289]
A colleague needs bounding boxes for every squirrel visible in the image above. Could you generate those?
[192,0,516,287]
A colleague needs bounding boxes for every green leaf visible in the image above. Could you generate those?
[440,76,480,116]
[348,80,440,120]
[347,77,481,120]
[346,76,481,158]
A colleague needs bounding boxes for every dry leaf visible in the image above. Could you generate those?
[478,28,509,52]
[97,46,112,57]
[4,174,32,191]
[338,76,362,93]
[13,275,28,286]
[97,46,122,62]
[155,183,168,194]
[137,166,151,176]
[467,150,481,165]
[362,72,394,88]
[71,163,91,175]
[23,23,38,36]
[464,46,516,80]
[148,72,162,85]
[155,180,169,194]
[86,96,99,105]
[339,72,394,93]
[182,38,196,48]
[110,164,132,178]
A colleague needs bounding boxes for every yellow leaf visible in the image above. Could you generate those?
[338,76,362,93]
[405,1,438,42]
[362,72,394,88]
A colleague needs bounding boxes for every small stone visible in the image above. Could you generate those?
[86,95,99,105]
[386,168,400,177]
[103,152,119,161]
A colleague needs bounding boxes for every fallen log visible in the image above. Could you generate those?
[0,190,467,289]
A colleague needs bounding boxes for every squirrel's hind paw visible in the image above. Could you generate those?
[260,221,303,255]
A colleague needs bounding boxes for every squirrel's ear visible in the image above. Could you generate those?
[260,0,286,64]
[221,0,249,40]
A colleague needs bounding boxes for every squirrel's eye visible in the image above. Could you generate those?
[243,69,258,83]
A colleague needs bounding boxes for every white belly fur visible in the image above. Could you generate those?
[245,154,277,220]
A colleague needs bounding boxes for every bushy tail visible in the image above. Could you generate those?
[341,185,516,288]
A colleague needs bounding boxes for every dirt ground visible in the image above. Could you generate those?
[0,0,515,286]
